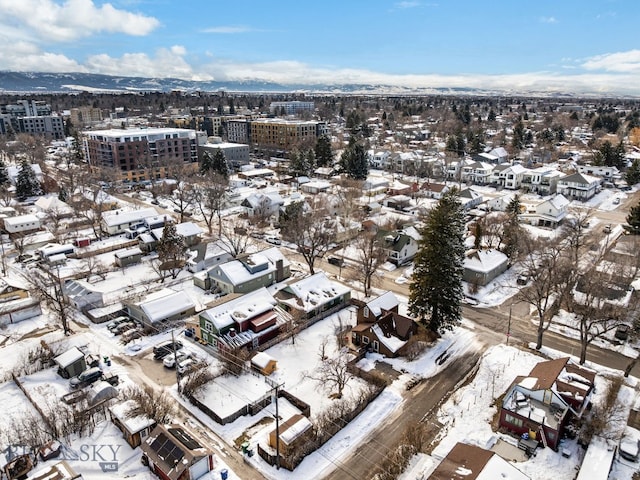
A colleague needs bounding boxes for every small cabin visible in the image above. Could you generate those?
[251,352,277,376]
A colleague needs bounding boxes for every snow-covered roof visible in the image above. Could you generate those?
[53,346,84,368]
[280,415,312,445]
[366,291,399,317]
[34,195,72,214]
[575,436,616,480]
[3,214,40,226]
[101,207,159,227]
[175,222,203,237]
[138,289,196,323]
[212,253,276,286]
[282,272,350,313]
[464,250,508,273]
[547,194,570,210]
[110,399,156,434]
[371,324,407,353]
[200,287,276,331]
[251,352,275,370]
[114,247,142,258]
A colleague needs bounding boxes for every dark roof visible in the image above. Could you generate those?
[429,442,493,480]
[528,357,569,390]
[378,311,416,340]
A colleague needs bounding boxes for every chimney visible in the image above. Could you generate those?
[275,259,284,282]
[229,328,236,338]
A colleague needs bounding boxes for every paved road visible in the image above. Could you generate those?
[323,342,487,480]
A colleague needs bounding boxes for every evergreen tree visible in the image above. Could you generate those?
[211,149,229,178]
[200,151,214,175]
[15,159,42,200]
[487,109,496,122]
[625,159,640,186]
[340,139,368,180]
[409,189,465,333]
[503,195,522,258]
[0,157,8,187]
[156,221,188,280]
[625,201,640,235]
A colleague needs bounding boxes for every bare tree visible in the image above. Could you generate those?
[163,180,195,224]
[280,199,333,274]
[24,265,72,335]
[121,384,176,424]
[218,220,251,258]
[516,236,569,350]
[74,256,109,283]
[304,343,353,399]
[352,228,387,297]
[193,172,228,236]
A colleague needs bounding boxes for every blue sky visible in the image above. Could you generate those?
[1,0,639,94]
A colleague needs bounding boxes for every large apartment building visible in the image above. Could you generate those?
[0,100,64,139]
[83,127,198,182]
[269,101,314,115]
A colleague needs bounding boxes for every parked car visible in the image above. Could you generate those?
[265,236,282,245]
[112,321,136,335]
[177,357,196,374]
[106,316,130,332]
[153,340,183,359]
[516,275,529,286]
[163,351,189,368]
[603,224,612,234]
[613,197,620,205]
[69,367,103,389]
[120,328,143,343]
[615,324,630,341]
[327,256,344,267]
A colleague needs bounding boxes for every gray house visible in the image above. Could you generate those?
[463,249,509,287]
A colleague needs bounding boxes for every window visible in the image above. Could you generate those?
[504,414,523,428]
[363,306,369,318]
[362,336,369,345]
[372,340,379,352]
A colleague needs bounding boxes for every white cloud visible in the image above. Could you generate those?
[0,37,85,72]
[582,49,640,73]
[202,25,254,34]
[0,0,159,42]
[395,1,421,8]
[540,16,557,24]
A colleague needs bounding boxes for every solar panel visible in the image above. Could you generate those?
[168,428,202,450]
[150,433,184,466]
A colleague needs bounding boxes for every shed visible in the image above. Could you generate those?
[251,352,277,376]
[268,414,313,456]
[114,247,143,267]
[53,347,86,379]
[110,400,157,448]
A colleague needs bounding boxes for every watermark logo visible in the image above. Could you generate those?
[3,444,121,473]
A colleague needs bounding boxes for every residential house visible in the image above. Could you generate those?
[486,192,514,212]
[198,287,279,351]
[498,164,528,190]
[141,424,214,480]
[429,442,530,480]
[300,180,332,194]
[187,241,232,275]
[522,167,564,195]
[274,272,350,321]
[363,175,390,196]
[378,227,421,266]
[3,214,41,234]
[350,291,417,357]
[34,195,73,218]
[445,158,473,181]
[420,182,449,199]
[29,461,83,480]
[462,161,493,185]
[0,276,29,302]
[457,188,483,210]
[499,357,596,450]
[556,172,600,201]
[207,249,289,295]
[520,194,570,228]
[126,289,197,330]
[489,146,509,163]
[242,192,284,219]
[251,352,278,376]
[387,180,412,196]
[100,207,160,236]
[368,150,391,169]
[463,249,509,287]
[383,195,412,211]
[577,164,619,181]
[488,163,511,186]
[53,346,87,379]
[110,400,157,448]
[114,247,143,268]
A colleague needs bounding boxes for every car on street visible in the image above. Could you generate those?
[327,256,344,267]
[69,367,103,389]
[265,236,281,245]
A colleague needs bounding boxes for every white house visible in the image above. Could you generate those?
[576,164,619,181]
[499,164,528,190]
[557,172,601,200]
[520,194,570,228]
[126,289,197,328]
[101,207,160,236]
[3,214,41,234]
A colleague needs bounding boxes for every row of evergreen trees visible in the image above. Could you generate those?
[0,157,42,200]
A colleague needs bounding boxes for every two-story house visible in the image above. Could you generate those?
[556,172,601,201]
[274,272,350,321]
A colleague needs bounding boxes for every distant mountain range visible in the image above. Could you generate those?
[0,71,582,97]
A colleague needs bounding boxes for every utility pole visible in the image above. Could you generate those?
[507,305,512,346]
[172,329,181,393]
[272,382,285,470]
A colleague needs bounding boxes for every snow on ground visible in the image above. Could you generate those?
[403,343,640,480]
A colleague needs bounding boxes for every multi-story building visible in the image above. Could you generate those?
[249,119,327,151]
[199,141,250,170]
[69,106,103,126]
[226,119,250,144]
[269,101,314,115]
[0,100,64,139]
[83,127,198,182]
[18,116,64,139]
